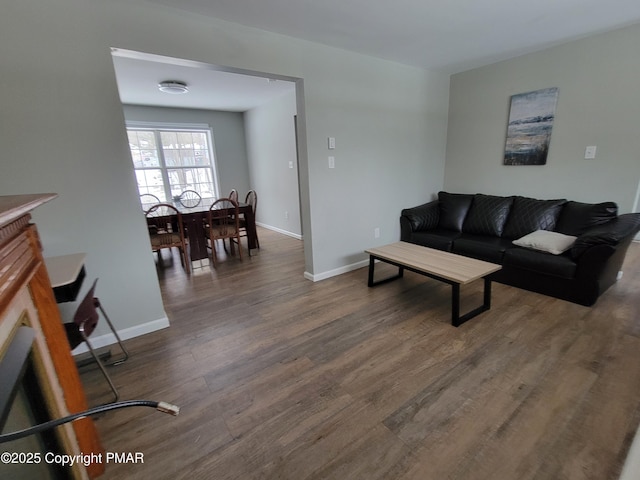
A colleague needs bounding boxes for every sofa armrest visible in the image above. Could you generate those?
[400,200,440,233]
[571,213,640,259]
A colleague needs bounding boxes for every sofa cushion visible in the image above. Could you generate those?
[452,234,513,264]
[512,230,577,255]
[502,196,566,239]
[503,248,577,279]
[555,201,618,236]
[462,194,514,237]
[437,192,473,232]
[409,229,460,252]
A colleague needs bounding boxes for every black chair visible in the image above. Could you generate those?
[64,279,129,403]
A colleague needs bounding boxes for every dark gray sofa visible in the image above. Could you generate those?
[400,192,640,306]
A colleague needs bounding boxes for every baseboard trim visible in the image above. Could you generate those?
[257,222,302,240]
[304,259,369,282]
[620,424,640,479]
[72,315,170,356]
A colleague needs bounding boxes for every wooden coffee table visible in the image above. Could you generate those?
[365,242,502,327]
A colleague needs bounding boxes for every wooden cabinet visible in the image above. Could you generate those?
[0,194,104,479]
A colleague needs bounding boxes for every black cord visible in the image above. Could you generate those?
[0,399,179,444]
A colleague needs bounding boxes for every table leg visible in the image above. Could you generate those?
[244,208,257,250]
[367,256,404,287]
[451,277,493,327]
[184,212,209,264]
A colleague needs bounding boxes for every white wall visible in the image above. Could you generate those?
[445,23,640,214]
[244,90,302,238]
[122,105,251,197]
[0,0,450,339]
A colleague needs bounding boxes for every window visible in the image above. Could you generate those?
[127,126,220,202]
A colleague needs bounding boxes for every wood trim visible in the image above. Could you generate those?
[29,255,106,478]
[0,193,57,229]
[0,195,104,478]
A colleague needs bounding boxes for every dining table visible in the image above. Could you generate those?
[144,197,257,268]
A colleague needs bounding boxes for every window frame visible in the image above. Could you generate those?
[126,121,221,203]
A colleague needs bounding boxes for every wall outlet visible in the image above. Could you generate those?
[328,156,335,168]
[374,227,380,238]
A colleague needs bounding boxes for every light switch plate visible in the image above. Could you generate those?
[328,137,336,149]
[328,156,335,168]
[585,146,597,159]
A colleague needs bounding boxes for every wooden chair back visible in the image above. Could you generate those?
[207,198,243,265]
[145,203,190,273]
[178,190,201,208]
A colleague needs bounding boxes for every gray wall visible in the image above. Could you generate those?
[244,91,302,238]
[445,23,640,214]
[122,105,251,197]
[0,0,449,339]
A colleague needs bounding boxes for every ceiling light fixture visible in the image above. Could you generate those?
[158,80,189,94]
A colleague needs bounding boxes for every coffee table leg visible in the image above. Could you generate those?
[451,277,493,327]
[452,284,461,326]
[368,256,404,287]
[484,277,492,309]
[368,255,376,287]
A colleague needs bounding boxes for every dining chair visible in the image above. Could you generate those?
[178,189,202,208]
[64,278,129,403]
[228,189,238,203]
[145,203,191,274]
[232,189,259,254]
[243,189,259,249]
[205,198,243,266]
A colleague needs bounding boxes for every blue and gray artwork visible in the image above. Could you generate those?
[504,87,558,165]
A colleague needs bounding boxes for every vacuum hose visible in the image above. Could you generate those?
[0,399,180,444]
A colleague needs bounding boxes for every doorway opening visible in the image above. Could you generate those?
[110,48,308,268]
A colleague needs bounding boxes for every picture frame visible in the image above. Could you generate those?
[504,87,558,165]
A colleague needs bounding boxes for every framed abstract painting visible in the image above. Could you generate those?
[504,87,558,165]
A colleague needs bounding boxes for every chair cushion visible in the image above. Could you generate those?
[555,201,618,236]
[437,191,474,232]
[502,196,566,239]
[150,232,182,247]
[462,194,514,237]
[209,225,238,237]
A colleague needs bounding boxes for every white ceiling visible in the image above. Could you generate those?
[112,0,640,111]
[112,50,297,112]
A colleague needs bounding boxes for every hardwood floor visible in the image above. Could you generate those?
[82,230,640,480]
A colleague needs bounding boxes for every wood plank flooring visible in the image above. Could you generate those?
[81,229,640,480]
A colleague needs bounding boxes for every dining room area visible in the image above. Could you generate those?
[141,187,261,273]
[113,49,303,275]
[116,52,303,277]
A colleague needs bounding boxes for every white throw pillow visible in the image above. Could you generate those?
[512,230,577,255]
